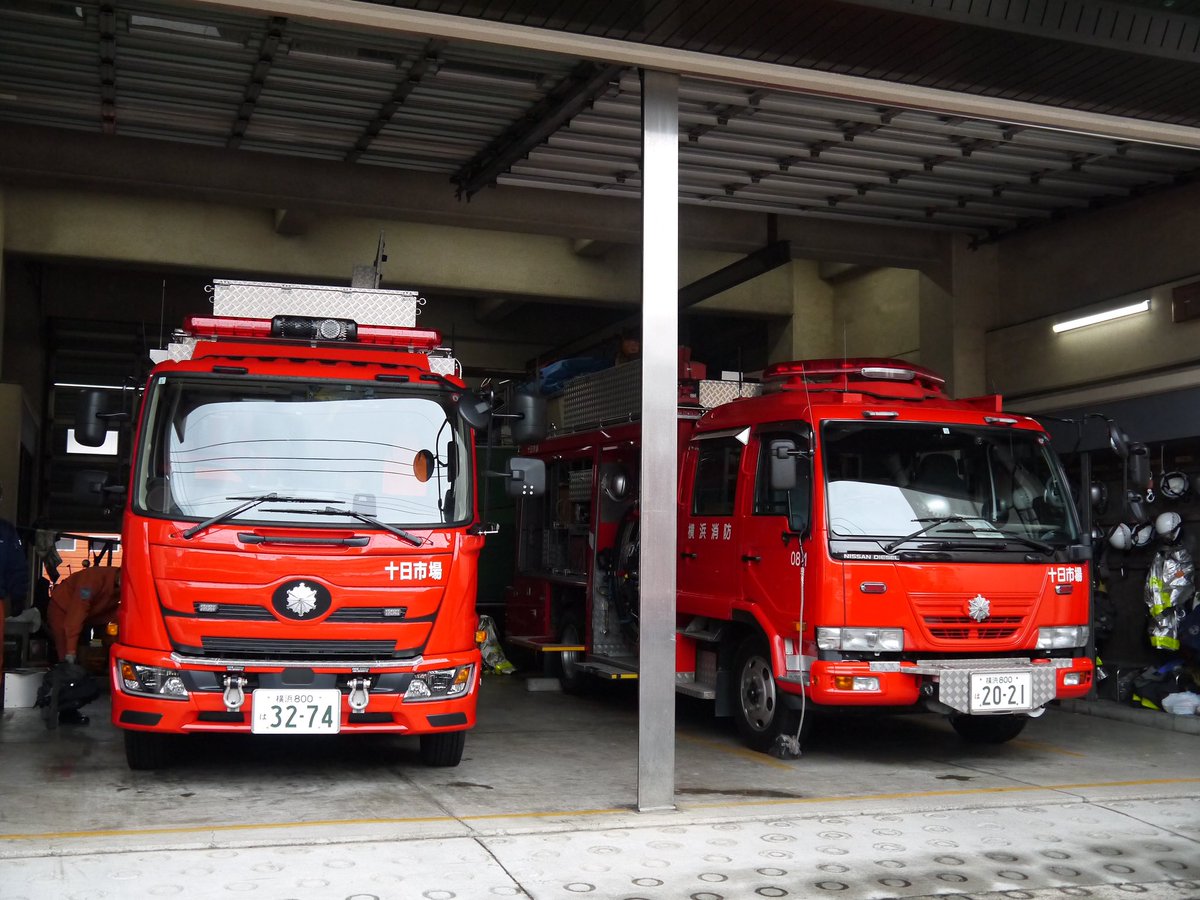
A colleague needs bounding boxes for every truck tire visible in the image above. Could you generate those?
[419,730,466,767]
[732,634,798,753]
[552,619,589,695]
[124,730,172,770]
[949,713,1028,744]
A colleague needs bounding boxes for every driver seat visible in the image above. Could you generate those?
[913,453,968,497]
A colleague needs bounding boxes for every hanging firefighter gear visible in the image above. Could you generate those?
[1144,546,1195,652]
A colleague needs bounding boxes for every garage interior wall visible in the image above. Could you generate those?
[5,173,1200,406]
[988,179,1200,404]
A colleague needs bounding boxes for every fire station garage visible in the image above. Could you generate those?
[2,1,1200,898]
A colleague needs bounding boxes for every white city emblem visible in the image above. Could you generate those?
[967,594,990,622]
[285,582,319,617]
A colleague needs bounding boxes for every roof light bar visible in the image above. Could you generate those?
[1052,299,1150,333]
[183,315,442,350]
[763,358,946,388]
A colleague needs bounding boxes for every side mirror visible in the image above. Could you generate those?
[509,388,547,445]
[75,390,113,448]
[505,457,546,498]
[768,439,799,491]
[72,470,127,508]
[72,469,109,501]
[457,393,493,431]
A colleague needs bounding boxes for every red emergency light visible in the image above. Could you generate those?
[183,315,442,350]
[763,358,946,394]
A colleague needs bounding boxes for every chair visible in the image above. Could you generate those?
[913,453,968,497]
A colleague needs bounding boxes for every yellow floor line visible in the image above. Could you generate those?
[3,777,1197,844]
[677,732,796,770]
[1010,738,1087,757]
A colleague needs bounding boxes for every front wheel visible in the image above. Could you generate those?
[419,730,466,767]
[950,713,1028,744]
[124,730,173,770]
[552,618,590,695]
[732,634,799,753]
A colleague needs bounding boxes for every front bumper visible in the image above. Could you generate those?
[109,643,480,735]
[783,656,1094,712]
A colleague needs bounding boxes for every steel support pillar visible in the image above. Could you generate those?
[637,68,679,813]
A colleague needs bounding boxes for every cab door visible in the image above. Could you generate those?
[677,431,748,620]
[739,424,813,631]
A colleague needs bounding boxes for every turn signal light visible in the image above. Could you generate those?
[832,675,882,691]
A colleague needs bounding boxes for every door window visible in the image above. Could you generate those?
[690,436,743,516]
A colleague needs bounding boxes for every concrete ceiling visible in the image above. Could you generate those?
[2,0,1200,243]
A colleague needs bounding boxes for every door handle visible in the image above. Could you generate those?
[742,554,762,563]
[681,551,697,559]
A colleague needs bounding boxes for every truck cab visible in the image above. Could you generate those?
[507,357,1093,753]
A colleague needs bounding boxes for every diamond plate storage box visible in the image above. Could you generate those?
[561,361,642,432]
[698,379,761,408]
[211,280,423,327]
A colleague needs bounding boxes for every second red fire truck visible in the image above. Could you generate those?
[506,357,1094,752]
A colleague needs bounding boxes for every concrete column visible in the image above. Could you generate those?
[768,260,836,363]
[919,236,996,397]
[637,68,679,813]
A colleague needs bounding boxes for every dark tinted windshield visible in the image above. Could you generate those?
[823,421,1078,545]
[134,376,471,527]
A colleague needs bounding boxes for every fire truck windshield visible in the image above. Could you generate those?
[133,376,472,529]
[822,421,1079,550]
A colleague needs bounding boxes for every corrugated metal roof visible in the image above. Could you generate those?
[1,0,1198,240]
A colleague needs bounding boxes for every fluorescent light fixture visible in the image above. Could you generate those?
[1052,299,1150,333]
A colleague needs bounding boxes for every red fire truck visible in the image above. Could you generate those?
[75,280,543,770]
[506,358,1094,752]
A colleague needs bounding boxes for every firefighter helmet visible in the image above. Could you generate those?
[1160,471,1190,500]
[1155,511,1183,544]
[1131,522,1156,548]
[1108,523,1133,550]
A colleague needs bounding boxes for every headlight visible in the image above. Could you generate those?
[403,665,474,702]
[1037,626,1089,649]
[816,627,904,652]
[118,660,188,700]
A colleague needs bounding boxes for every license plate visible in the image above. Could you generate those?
[251,689,341,734]
[969,672,1032,713]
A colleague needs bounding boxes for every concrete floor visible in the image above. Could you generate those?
[1,673,1198,899]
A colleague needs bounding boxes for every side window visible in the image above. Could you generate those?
[691,437,743,516]
[754,431,811,519]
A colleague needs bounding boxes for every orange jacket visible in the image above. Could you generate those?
[48,566,121,659]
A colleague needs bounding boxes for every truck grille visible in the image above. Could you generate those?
[192,638,409,660]
[191,603,273,620]
[924,615,1023,640]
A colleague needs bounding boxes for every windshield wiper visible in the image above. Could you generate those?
[181,493,333,540]
[883,515,1053,555]
[883,515,976,552]
[994,533,1054,555]
[265,505,423,546]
